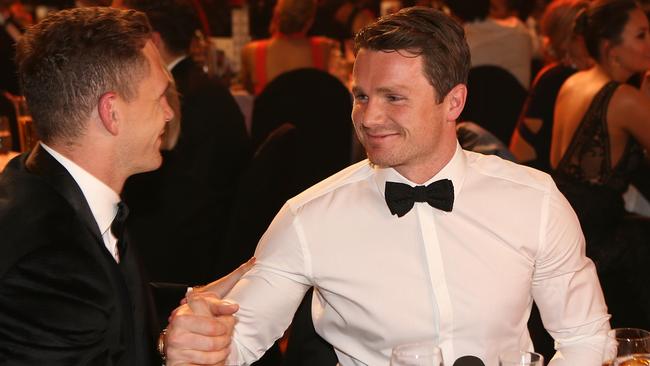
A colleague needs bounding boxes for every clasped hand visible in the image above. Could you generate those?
[164,258,255,365]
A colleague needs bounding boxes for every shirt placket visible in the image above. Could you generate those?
[415,202,454,360]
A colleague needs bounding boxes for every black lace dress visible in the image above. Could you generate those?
[553,81,650,329]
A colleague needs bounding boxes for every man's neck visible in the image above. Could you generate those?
[45,140,126,194]
[393,137,458,185]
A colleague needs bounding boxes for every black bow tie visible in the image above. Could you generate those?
[111,201,129,255]
[384,179,454,217]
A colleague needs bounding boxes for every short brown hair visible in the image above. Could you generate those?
[15,7,152,143]
[354,6,470,103]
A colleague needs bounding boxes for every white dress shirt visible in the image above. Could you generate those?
[225,143,611,366]
[41,143,122,262]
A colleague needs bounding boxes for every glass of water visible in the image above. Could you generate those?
[391,341,444,366]
[499,350,544,366]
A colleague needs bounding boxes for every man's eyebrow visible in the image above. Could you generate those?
[351,85,409,95]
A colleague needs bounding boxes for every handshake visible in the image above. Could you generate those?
[162,258,256,366]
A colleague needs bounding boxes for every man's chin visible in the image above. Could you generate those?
[366,155,392,169]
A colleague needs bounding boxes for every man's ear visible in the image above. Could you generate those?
[151,31,164,53]
[445,83,467,122]
[98,92,119,136]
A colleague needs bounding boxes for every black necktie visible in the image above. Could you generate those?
[111,201,129,256]
[384,179,454,217]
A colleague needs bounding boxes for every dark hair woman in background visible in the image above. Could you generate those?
[551,0,650,330]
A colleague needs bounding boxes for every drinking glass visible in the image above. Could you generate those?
[604,328,650,366]
[390,341,443,366]
[12,96,36,152]
[0,116,11,154]
[499,350,544,366]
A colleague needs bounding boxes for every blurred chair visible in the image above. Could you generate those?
[217,69,353,276]
[460,65,527,146]
[215,68,352,365]
[250,68,354,152]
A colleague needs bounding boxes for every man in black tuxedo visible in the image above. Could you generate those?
[0,7,237,365]
[121,0,251,287]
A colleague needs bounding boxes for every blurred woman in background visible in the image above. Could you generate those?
[510,0,592,171]
[239,0,339,95]
[551,0,650,330]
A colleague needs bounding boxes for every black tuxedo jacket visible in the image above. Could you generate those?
[123,57,251,287]
[0,145,159,365]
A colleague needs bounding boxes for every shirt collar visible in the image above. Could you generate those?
[374,141,467,200]
[167,54,187,71]
[40,142,121,237]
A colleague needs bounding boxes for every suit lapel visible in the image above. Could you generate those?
[25,144,103,243]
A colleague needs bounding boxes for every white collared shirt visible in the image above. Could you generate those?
[40,142,121,262]
[225,143,611,366]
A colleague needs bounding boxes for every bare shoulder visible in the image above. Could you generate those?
[312,36,339,50]
[608,83,650,150]
[609,83,650,119]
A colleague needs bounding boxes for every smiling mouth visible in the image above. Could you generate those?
[366,131,400,140]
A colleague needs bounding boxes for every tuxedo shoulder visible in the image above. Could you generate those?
[286,159,373,210]
[0,183,84,275]
[463,149,555,193]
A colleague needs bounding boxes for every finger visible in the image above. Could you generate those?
[166,330,232,352]
[171,313,232,336]
[187,293,212,316]
[208,300,239,316]
[166,347,231,366]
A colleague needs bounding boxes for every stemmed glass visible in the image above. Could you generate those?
[390,341,444,366]
[498,350,544,366]
[604,328,650,366]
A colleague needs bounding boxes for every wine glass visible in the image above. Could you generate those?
[390,341,444,366]
[605,328,650,366]
[498,350,544,366]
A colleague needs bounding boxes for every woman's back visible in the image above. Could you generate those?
[551,68,645,192]
[241,36,336,94]
[549,0,650,331]
[551,67,649,193]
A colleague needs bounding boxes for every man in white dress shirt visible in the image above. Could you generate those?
[165,6,612,366]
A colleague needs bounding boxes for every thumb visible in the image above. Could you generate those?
[186,292,212,316]
[204,257,256,298]
[187,292,240,317]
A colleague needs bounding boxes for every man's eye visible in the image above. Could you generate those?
[387,95,403,102]
[354,94,368,103]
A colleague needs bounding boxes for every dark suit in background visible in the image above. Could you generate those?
[123,57,251,288]
[0,146,159,365]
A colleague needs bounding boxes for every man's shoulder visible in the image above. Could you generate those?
[0,160,81,273]
[286,159,374,211]
[463,149,554,193]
